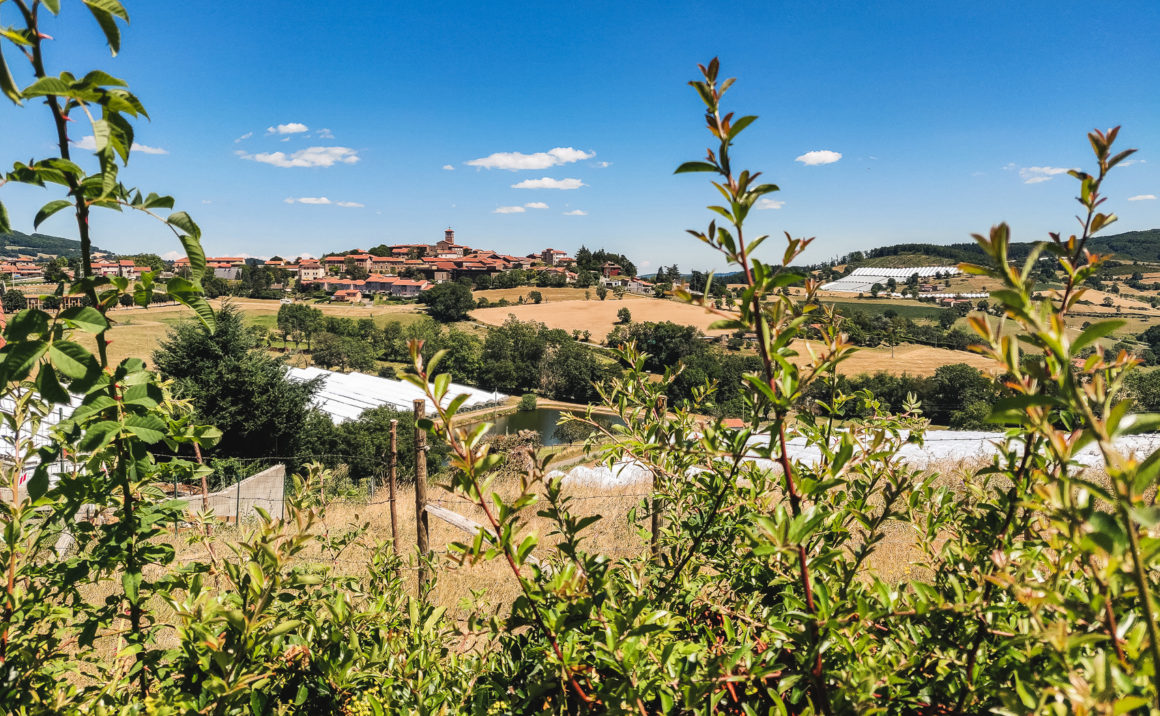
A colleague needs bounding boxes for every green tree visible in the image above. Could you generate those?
[528,290,543,304]
[153,304,318,458]
[420,281,474,322]
[538,340,611,403]
[617,306,632,324]
[312,332,377,372]
[121,253,165,272]
[2,289,27,312]
[938,308,957,329]
[596,285,608,300]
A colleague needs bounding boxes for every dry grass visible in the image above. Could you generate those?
[471,296,735,340]
[816,342,998,376]
[164,477,650,621]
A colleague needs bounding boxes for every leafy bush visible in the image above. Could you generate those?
[518,392,537,411]
[3,17,1160,713]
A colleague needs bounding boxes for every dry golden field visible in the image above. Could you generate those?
[471,296,736,339]
[818,342,998,376]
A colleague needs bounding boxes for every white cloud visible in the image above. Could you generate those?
[467,147,595,171]
[238,146,360,168]
[161,250,182,261]
[1019,166,1071,184]
[795,150,842,166]
[442,164,455,171]
[756,198,785,210]
[73,135,168,154]
[316,128,334,139]
[562,209,587,216]
[524,202,549,209]
[595,161,611,168]
[133,143,168,155]
[266,122,309,135]
[1128,194,1157,201]
[201,200,212,204]
[511,177,585,190]
[283,196,363,208]
[1120,158,1145,167]
[234,132,252,143]
[285,196,332,205]
[493,206,526,214]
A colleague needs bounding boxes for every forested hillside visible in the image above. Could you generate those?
[835,228,1160,267]
[0,230,91,258]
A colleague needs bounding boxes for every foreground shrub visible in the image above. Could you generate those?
[2,5,1158,711]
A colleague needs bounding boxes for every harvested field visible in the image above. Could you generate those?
[471,296,735,339]
[819,342,997,376]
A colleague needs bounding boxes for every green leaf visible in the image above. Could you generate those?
[40,0,62,13]
[49,341,98,380]
[33,199,73,229]
[91,118,111,151]
[6,309,49,342]
[83,0,129,21]
[121,571,141,604]
[36,364,69,404]
[59,306,109,333]
[674,161,718,174]
[20,76,71,98]
[1071,319,1125,355]
[726,114,757,140]
[78,420,119,452]
[81,69,127,88]
[124,414,167,444]
[166,211,202,240]
[166,276,215,332]
[4,340,48,381]
[0,45,21,104]
[84,5,121,56]
[0,200,9,234]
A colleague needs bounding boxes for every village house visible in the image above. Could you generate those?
[297,260,325,281]
[332,289,362,303]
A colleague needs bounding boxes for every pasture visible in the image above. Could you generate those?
[96,298,427,365]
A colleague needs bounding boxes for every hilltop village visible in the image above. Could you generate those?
[0,228,649,304]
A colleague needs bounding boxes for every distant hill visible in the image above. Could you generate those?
[838,229,1160,268]
[0,230,92,259]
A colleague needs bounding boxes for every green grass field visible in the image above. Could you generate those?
[822,300,945,322]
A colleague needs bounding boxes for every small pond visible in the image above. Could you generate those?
[480,408,623,446]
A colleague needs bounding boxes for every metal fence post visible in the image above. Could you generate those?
[235,472,242,526]
[413,401,429,594]
[389,418,399,549]
[173,471,179,536]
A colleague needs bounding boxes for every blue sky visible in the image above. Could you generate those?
[2,1,1158,271]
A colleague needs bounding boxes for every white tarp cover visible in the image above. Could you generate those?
[554,430,1160,487]
[820,266,961,293]
[288,366,507,423]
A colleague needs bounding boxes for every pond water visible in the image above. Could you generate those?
[481,408,623,446]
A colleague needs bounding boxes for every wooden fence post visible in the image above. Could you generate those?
[651,395,666,563]
[389,418,399,549]
[413,400,429,594]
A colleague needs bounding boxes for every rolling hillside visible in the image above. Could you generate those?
[0,230,92,259]
[838,228,1160,269]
